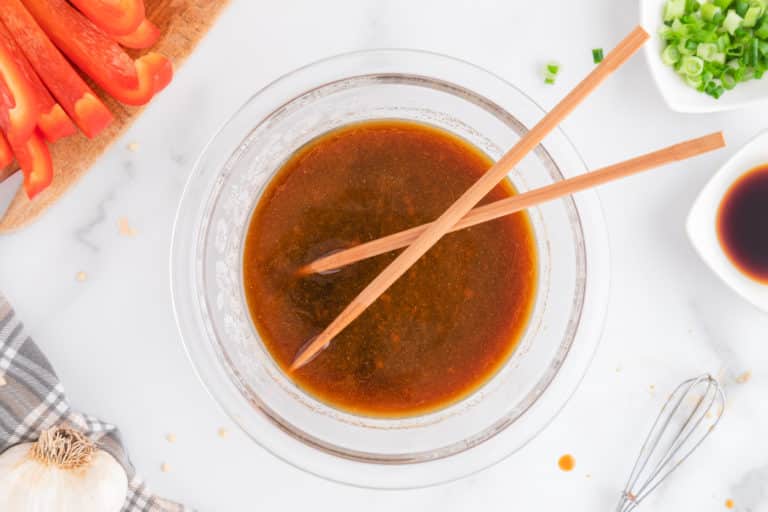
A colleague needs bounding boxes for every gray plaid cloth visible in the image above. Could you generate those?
[0,293,190,511]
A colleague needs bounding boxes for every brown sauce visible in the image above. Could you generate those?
[243,120,537,417]
[717,165,768,284]
[558,454,575,471]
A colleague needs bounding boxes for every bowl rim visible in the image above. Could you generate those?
[170,48,611,488]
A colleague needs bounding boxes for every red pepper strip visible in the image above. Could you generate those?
[69,0,144,36]
[109,52,172,106]
[23,60,76,143]
[9,130,52,199]
[115,18,160,49]
[0,19,41,144]
[37,102,76,143]
[0,131,12,169]
[0,0,113,138]
[22,0,140,90]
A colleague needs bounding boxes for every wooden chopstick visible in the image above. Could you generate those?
[289,26,650,371]
[299,132,726,275]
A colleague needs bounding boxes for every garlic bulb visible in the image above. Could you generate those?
[0,426,127,512]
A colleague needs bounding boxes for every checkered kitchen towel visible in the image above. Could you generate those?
[0,293,191,511]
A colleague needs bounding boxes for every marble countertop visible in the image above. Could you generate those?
[1,1,768,510]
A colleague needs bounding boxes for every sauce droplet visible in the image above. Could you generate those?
[558,454,575,471]
[725,498,734,509]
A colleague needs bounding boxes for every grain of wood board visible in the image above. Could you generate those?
[0,0,230,233]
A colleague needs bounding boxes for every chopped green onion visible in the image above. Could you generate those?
[724,10,744,33]
[592,48,604,63]
[743,5,763,25]
[671,17,688,35]
[752,37,760,63]
[697,42,719,59]
[660,0,768,98]
[717,34,731,51]
[546,62,559,75]
[662,45,682,64]
[722,70,738,87]
[544,61,559,85]
[665,0,687,20]
[686,74,704,87]
[682,55,706,75]
[701,2,722,19]
[755,18,768,37]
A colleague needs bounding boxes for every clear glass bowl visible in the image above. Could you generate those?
[170,50,610,488]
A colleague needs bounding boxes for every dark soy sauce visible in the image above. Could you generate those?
[717,165,768,284]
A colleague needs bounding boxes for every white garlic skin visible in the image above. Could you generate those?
[0,443,128,512]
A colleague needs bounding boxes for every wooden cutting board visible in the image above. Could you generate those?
[0,0,230,233]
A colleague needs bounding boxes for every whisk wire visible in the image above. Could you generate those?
[619,377,697,508]
[631,377,716,504]
[616,374,725,512]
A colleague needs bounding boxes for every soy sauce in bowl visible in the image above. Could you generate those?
[717,165,768,284]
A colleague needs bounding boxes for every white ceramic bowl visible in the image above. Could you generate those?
[640,0,768,113]
[687,129,768,311]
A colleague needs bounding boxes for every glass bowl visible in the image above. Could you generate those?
[170,50,609,488]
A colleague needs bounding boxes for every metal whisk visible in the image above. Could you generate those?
[616,374,726,511]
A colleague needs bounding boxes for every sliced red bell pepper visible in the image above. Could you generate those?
[22,0,173,106]
[69,0,145,36]
[22,0,139,90]
[0,0,113,138]
[0,18,41,144]
[9,130,52,199]
[0,131,12,169]
[23,63,75,143]
[36,100,76,142]
[115,18,160,49]
[0,73,12,110]
[0,18,75,142]
[113,52,173,105]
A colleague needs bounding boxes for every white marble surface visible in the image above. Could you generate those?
[1,0,768,510]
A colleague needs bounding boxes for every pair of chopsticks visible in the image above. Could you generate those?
[290,26,726,371]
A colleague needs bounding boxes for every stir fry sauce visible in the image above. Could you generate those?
[243,120,537,417]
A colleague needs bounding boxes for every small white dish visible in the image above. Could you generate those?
[640,0,768,113]
[687,130,768,312]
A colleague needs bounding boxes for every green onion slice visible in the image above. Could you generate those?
[682,55,706,75]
